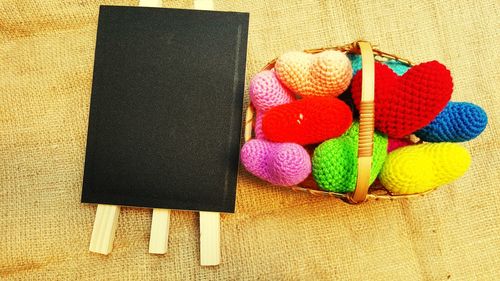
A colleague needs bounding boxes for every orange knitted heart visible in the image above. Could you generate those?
[275,50,352,97]
[351,61,453,138]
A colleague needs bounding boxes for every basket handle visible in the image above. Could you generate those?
[347,41,375,204]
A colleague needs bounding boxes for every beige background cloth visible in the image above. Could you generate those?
[1,0,499,280]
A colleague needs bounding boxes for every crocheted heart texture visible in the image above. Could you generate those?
[249,70,295,139]
[379,143,471,194]
[275,50,352,97]
[388,138,414,152]
[240,139,311,186]
[348,54,410,76]
[262,96,353,145]
[244,70,311,185]
[240,48,486,196]
[351,61,453,138]
[415,102,488,142]
[249,70,294,112]
[350,56,487,143]
[312,122,388,193]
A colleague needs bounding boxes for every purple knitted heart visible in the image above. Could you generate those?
[240,139,311,186]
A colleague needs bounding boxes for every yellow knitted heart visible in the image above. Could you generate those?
[379,143,471,194]
[275,50,352,97]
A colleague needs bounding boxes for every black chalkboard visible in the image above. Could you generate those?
[81,6,249,213]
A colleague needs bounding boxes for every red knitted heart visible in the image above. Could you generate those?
[262,97,353,145]
[351,61,453,138]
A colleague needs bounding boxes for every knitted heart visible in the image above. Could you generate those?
[262,96,353,145]
[254,114,265,139]
[351,61,453,138]
[249,70,295,112]
[415,102,488,142]
[387,138,414,152]
[249,70,295,139]
[275,50,352,97]
[379,143,471,194]
[348,54,410,76]
[312,122,388,193]
[240,139,311,186]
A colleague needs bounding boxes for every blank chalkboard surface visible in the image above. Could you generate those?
[81,6,249,213]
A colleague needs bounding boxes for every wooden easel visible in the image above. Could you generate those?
[89,0,221,266]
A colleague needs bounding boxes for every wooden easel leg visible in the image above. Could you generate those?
[89,204,120,255]
[199,211,220,266]
[193,0,214,10]
[149,208,171,254]
[193,0,219,267]
[137,0,174,257]
[138,0,163,7]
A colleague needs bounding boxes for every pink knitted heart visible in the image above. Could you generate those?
[240,139,311,186]
[275,50,352,97]
[249,70,295,138]
[387,138,414,152]
[249,70,294,111]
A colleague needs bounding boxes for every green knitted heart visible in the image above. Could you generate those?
[312,122,388,193]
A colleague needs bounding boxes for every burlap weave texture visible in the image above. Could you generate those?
[1,0,499,280]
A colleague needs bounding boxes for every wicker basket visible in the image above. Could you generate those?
[244,41,438,204]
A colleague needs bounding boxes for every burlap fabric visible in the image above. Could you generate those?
[1,0,499,280]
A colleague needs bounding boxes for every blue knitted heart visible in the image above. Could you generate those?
[415,102,488,142]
